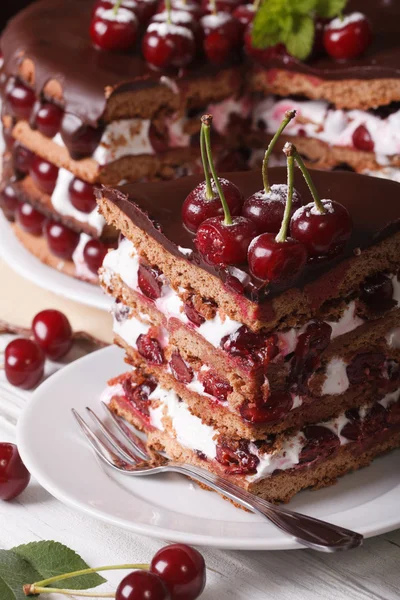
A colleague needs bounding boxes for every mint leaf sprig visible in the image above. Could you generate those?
[251,0,347,60]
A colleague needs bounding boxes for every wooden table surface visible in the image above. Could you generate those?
[0,258,399,600]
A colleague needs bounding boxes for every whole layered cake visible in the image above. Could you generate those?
[96,113,400,502]
[1,0,400,284]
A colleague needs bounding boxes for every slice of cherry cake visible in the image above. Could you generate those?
[97,165,400,503]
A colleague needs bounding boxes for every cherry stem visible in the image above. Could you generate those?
[210,0,217,16]
[276,142,295,243]
[262,109,296,194]
[201,114,232,225]
[200,123,214,200]
[165,0,172,23]
[25,586,115,598]
[113,0,123,16]
[253,0,261,10]
[26,564,149,592]
[292,145,326,214]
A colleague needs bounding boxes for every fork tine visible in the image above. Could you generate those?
[85,406,141,464]
[72,409,131,471]
[101,401,150,461]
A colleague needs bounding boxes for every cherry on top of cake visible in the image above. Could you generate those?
[249,0,400,81]
[99,165,400,303]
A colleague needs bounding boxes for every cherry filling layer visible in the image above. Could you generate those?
[104,373,400,480]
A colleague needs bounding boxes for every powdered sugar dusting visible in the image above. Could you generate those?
[147,21,194,39]
[327,12,366,30]
[201,13,231,28]
[153,10,194,24]
[97,7,137,23]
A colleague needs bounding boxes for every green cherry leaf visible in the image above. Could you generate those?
[316,0,347,18]
[13,541,106,591]
[289,0,318,15]
[285,14,315,60]
[0,550,42,600]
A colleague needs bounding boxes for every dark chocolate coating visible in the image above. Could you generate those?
[0,0,236,127]
[99,167,400,304]
[2,0,400,130]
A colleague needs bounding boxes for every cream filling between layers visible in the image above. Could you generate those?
[105,380,400,483]
[101,238,398,355]
[253,97,400,165]
[53,96,247,166]
[51,168,106,236]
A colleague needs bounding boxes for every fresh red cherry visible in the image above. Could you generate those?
[5,338,45,390]
[60,113,104,160]
[90,7,138,51]
[202,0,241,14]
[243,186,302,234]
[13,144,34,175]
[291,200,352,261]
[195,215,256,265]
[0,185,19,220]
[232,3,255,27]
[44,220,80,260]
[29,156,59,195]
[248,233,307,283]
[150,544,206,600]
[194,114,256,265]
[142,22,196,69]
[0,443,31,500]
[68,178,97,213]
[247,142,307,282]
[243,110,301,234]
[323,12,372,60]
[116,571,171,600]
[201,13,242,64]
[16,203,46,236]
[137,264,163,299]
[352,124,374,152]
[182,178,244,233]
[83,239,108,274]
[32,309,73,360]
[34,102,64,138]
[289,147,353,261]
[5,78,36,120]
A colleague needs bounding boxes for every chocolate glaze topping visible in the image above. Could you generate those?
[2,0,400,131]
[100,167,400,305]
[0,0,234,127]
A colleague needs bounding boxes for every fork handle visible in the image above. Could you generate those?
[169,463,363,552]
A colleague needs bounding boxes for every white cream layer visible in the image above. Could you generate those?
[253,97,400,164]
[51,168,105,236]
[72,232,98,282]
[106,380,399,482]
[53,96,244,166]
[102,239,394,356]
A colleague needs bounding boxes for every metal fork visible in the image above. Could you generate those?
[72,403,363,553]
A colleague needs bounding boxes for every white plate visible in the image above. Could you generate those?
[17,345,400,550]
[0,212,111,311]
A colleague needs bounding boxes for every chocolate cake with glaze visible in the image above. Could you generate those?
[97,165,400,503]
[1,0,400,283]
[0,0,247,282]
